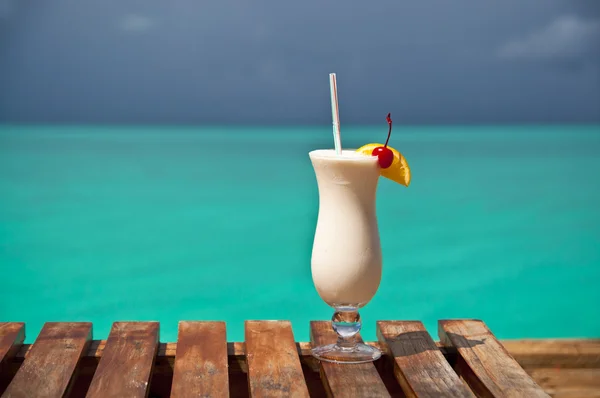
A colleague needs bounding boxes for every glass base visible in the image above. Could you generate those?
[311,343,382,364]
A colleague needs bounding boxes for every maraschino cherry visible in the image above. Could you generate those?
[372,113,394,168]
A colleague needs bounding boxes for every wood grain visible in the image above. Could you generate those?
[503,339,600,369]
[85,322,159,398]
[170,321,229,398]
[2,320,598,397]
[526,368,600,398]
[439,319,550,398]
[245,321,309,397]
[0,323,24,368]
[0,323,25,395]
[3,322,92,398]
[310,321,390,398]
[377,321,473,397]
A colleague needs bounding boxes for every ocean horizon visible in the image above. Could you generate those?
[1,124,599,343]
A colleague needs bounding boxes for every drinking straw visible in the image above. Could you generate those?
[329,73,343,155]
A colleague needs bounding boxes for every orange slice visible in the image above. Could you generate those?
[356,143,411,186]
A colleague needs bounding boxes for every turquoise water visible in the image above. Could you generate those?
[1,124,599,343]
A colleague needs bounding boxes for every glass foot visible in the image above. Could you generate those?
[311,343,381,364]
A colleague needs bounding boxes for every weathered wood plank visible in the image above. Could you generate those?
[527,368,600,398]
[85,322,159,398]
[0,323,26,395]
[245,320,309,397]
[310,321,390,398]
[3,322,92,398]
[377,321,473,397]
[0,323,24,367]
[503,339,600,369]
[170,321,229,398]
[439,319,550,398]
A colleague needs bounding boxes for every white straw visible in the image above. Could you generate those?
[329,73,342,155]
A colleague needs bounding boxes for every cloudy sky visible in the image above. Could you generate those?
[0,0,599,124]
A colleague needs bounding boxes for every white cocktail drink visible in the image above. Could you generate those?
[309,149,382,307]
[309,149,383,363]
[310,74,410,364]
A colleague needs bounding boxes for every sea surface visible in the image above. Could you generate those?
[1,124,599,343]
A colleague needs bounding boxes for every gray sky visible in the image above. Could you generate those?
[0,0,599,124]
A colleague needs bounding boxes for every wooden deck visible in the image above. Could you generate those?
[1,320,599,397]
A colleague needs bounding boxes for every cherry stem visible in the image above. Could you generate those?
[384,113,392,147]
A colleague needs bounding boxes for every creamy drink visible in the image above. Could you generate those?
[309,149,382,307]
[310,74,411,363]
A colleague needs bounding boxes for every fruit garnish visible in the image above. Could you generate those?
[356,114,411,186]
[371,113,394,168]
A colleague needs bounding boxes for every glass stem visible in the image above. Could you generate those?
[331,306,361,349]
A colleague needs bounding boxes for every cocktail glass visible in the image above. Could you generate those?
[309,149,382,364]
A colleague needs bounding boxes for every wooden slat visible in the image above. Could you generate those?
[439,319,550,398]
[3,322,92,398]
[502,339,600,369]
[0,323,24,367]
[245,320,309,397]
[170,321,229,398]
[527,368,600,398]
[85,322,159,398]
[377,321,473,397]
[310,321,390,397]
[0,323,25,394]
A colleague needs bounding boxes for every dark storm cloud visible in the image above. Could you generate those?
[0,0,599,124]
[497,15,600,69]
